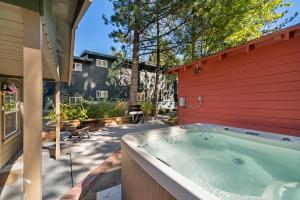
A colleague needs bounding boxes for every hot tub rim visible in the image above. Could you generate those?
[121,123,300,200]
[121,126,222,200]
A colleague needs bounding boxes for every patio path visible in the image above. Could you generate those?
[0,120,169,200]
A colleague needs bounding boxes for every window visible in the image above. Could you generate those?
[69,97,83,105]
[73,63,82,71]
[137,92,145,102]
[3,91,19,140]
[96,90,108,99]
[96,59,108,68]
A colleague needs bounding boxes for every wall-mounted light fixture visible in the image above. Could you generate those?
[193,63,202,74]
[0,82,12,96]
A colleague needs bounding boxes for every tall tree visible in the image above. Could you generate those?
[129,0,141,106]
[104,0,145,107]
[105,0,296,109]
[105,0,181,107]
[174,0,297,61]
[152,0,161,113]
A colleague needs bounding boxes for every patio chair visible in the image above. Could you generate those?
[63,123,90,142]
[69,127,90,141]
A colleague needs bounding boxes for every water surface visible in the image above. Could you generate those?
[140,127,300,200]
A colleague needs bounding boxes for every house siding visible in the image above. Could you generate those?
[178,36,300,136]
[67,55,130,100]
[0,2,24,168]
[0,2,23,77]
[54,52,178,110]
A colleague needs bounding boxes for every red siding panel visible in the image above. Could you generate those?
[178,36,300,136]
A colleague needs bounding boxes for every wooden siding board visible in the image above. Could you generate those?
[0,2,24,167]
[0,51,23,60]
[181,73,300,92]
[184,112,300,129]
[0,34,23,44]
[191,91,300,101]
[0,26,23,38]
[0,18,22,30]
[0,134,22,167]
[122,149,176,200]
[181,61,300,88]
[0,5,23,23]
[185,99,300,110]
[181,81,300,96]
[0,39,23,48]
[188,107,300,120]
[178,36,300,136]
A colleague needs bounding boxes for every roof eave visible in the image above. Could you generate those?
[167,23,300,74]
[68,0,92,85]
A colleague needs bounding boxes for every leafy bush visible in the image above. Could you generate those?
[86,101,128,119]
[158,109,164,114]
[62,104,88,120]
[140,101,154,116]
[44,101,128,121]
[43,103,88,121]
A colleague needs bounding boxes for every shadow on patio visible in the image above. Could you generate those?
[0,120,169,200]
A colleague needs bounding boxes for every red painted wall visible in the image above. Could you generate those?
[178,36,300,136]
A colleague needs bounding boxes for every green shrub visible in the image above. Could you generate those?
[86,101,128,119]
[140,101,154,116]
[44,101,128,121]
[43,103,88,121]
[158,109,164,114]
[64,104,88,120]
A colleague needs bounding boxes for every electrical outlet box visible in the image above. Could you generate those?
[179,97,186,107]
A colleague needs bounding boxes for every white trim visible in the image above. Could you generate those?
[3,110,18,140]
[137,92,145,102]
[96,90,108,99]
[2,88,19,140]
[96,59,108,68]
[69,96,83,105]
[73,62,82,71]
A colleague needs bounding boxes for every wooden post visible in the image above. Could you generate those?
[55,82,61,159]
[23,9,42,200]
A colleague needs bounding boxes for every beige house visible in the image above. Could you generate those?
[0,0,91,199]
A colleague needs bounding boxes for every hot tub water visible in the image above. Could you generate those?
[140,127,300,200]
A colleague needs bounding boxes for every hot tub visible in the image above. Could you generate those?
[121,123,300,200]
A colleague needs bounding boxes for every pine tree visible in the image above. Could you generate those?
[105,0,296,110]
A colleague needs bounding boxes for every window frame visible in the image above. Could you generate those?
[3,110,18,140]
[137,92,145,102]
[2,90,19,140]
[73,62,83,71]
[95,59,108,68]
[96,90,108,99]
[69,96,83,105]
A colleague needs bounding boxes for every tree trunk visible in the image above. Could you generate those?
[129,0,141,107]
[152,2,161,114]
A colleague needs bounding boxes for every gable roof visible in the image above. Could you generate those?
[167,23,300,74]
[78,50,157,71]
[80,50,117,60]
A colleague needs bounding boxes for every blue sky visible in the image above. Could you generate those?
[74,0,300,56]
